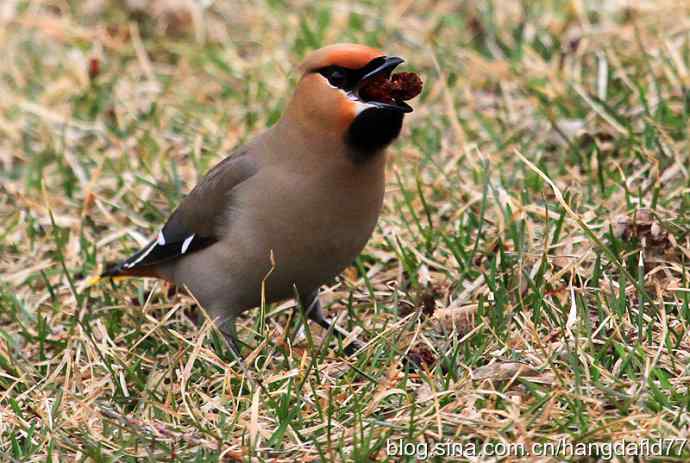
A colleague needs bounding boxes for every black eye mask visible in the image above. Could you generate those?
[317,66,357,90]
[316,56,388,91]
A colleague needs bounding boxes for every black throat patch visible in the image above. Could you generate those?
[345,107,404,162]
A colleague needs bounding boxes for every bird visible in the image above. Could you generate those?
[102,43,421,356]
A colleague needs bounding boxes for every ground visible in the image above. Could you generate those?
[1,0,690,461]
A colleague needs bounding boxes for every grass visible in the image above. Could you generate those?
[2,0,690,461]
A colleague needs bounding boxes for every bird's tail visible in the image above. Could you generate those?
[80,262,162,289]
[101,262,124,278]
[101,262,160,279]
[100,238,164,280]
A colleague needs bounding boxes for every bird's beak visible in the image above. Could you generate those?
[354,56,413,113]
[359,56,405,82]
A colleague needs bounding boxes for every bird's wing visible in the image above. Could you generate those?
[104,147,257,277]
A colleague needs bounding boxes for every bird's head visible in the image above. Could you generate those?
[283,43,417,159]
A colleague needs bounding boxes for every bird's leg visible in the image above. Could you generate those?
[305,290,363,356]
[191,304,242,359]
[219,319,243,361]
[214,314,269,394]
[304,294,427,371]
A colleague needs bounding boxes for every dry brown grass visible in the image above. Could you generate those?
[2,0,690,461]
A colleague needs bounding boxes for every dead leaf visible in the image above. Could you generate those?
[472,362,538,381]
[432,305,477,336]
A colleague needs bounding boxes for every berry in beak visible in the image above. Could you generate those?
[354,57,422,113]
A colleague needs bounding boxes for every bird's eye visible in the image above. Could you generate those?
[324,68,347,88]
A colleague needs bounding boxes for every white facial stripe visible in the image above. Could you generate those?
[324,81,379,115]
[318,73,339,90]
[352,99,377,115]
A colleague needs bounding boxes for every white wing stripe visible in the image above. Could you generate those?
[123,240,157,268]
[181,234,195,254]
[122,230,196,269]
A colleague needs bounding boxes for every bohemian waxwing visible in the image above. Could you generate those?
[103,43,420,355]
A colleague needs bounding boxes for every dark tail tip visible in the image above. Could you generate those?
[101,262,124,278]
[100,262,161,279]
